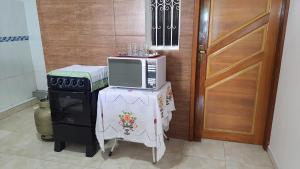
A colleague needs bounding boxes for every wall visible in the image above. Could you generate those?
[0,0,37,111]
[37,0,194,139]
[269,1,300,169]
[21,0,47,91]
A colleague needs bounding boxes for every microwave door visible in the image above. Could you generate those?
[109,59,144,88]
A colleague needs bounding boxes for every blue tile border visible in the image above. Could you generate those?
[0,36,29,43]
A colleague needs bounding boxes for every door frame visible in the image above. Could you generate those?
[189,0,290,148]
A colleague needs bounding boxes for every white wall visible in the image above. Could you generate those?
[0,0,37,111]
[21,0,47,91]
[269,1,300,169]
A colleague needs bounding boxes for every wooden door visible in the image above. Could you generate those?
[196,0,284,144]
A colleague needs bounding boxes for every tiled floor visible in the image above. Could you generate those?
[0,106,274,169]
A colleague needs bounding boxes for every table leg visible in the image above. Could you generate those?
[109,139,118,156]
[163,133,170,141]
[152,147,157,164]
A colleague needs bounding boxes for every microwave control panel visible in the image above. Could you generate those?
[146,60,156,88]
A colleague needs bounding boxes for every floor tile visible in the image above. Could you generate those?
[0,131,55,160]
[0,154,92,169]
[165,138,185,154]
[0,154,40,169]
[34,160,84,169]
[224,142,273,168]
[183,139,225,160]
[226,161,274,169]
[176,156,226,169]
[0,132,35,155]
[97,141,140,169]
[110,141,141,157]
[131,150,182,169]
[0,129,11,140]
[13,135,53,159]
[39,144,105,168]
[99,156,135,169]
[0,105,276,169]
[0,107,36,134]
[103,140,184,169]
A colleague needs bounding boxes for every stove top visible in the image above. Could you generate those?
[47,65,108,92]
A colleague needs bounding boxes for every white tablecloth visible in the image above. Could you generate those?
[96,82,175,161]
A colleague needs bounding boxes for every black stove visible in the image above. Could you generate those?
[48,75,106,157]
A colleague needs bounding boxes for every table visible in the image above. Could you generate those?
[95,82,175,162]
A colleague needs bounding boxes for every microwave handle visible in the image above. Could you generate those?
[141,59,146,88]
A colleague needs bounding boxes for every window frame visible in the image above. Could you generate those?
[145,0,181,50]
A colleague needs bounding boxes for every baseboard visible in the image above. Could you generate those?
[268,147,279,169]
[0,97,39,120]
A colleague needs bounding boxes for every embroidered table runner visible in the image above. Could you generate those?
[96,82,175,161]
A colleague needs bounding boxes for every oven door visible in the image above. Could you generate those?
[49,90,91,126]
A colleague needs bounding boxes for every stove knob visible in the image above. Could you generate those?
[78,80,84,87]
[65,79,70,86]
[72,79,77,87]
[58,78,63,85]
[51,78,57,85]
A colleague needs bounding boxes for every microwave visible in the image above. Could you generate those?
[108,55,166,90]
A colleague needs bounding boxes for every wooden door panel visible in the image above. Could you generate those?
[209,0,271,45]
[199,0,283,144]
[207,26,267,77]
[205,63,261,134]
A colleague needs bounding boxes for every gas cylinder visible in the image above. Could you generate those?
[34,99,53,141]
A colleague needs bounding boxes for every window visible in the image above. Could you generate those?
[146,0,181,50]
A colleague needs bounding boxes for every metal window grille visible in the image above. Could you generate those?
[147,0,181,49]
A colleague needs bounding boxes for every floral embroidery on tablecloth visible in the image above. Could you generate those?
[166,86,173,105]
[158,95,164,117]
[119,111,137,135]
